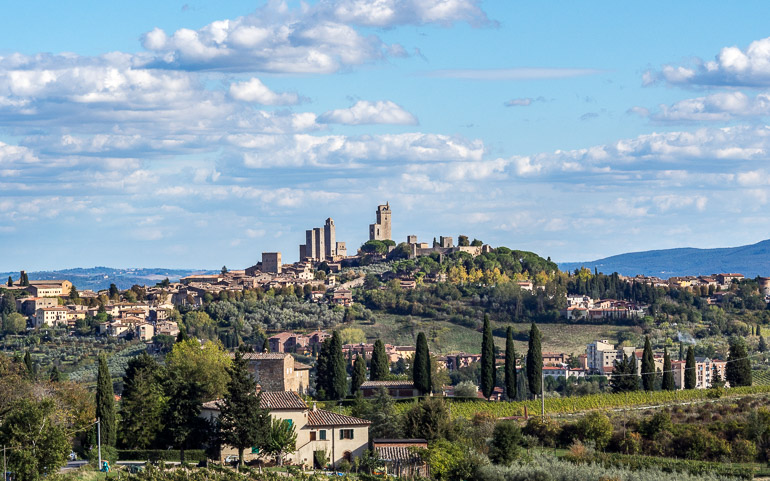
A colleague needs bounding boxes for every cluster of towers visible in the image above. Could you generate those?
[299,218,347,262]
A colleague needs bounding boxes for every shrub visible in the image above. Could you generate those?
[575,412,613,450]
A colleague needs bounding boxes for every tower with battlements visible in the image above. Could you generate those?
[369,202,392,241]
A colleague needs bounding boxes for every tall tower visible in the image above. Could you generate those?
[313,227,325,261]
[324,218,336,258]
[369,202,392,241]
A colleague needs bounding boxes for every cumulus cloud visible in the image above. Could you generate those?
[645,91,770,122]
[504,96,547,107]
[229,78,299,105]
[319,100,417,125]
[648,37,770,87]
[137,0,490,73]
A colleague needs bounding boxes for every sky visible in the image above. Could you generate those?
[3,1,770,271]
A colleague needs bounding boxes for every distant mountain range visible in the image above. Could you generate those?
[559,239,770,278]
[0,267,215,291]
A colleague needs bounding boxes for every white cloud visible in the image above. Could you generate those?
[504,96,546,107]
[648,91,770,122]
[229,78,299,105]
[328,0,491,27]
[649,37,770,87]
[319,100,417,125]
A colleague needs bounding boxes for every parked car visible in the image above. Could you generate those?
[224,455,239,466]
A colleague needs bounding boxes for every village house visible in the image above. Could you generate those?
[672,358,727,389]
[34,306,69,327]
[360,380,420,399]
[238,353,311,394]
[16,297,57,316]
[373,439,429,478]
[201,391,370,468]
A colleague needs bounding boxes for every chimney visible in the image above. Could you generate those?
[312,402,317,411]
[255,384,262,394]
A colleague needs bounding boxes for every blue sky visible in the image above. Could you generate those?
[2,0,770,271]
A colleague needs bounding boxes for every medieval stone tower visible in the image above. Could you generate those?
[369,202,392,241]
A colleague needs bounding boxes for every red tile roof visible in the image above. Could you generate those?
[360,380,415,389]
[306,409,370,427]
[260,391,308,410]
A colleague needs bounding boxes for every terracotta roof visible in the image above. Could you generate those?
[360,380,415,389]
[294,361,312,370]
[260,391,308,410]
[237,352,288,360]
[202,391,308,411]
[375,446,423,463]
[306,409,370,427]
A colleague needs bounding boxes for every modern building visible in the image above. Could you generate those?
[369,203,392,241]
[586,340,635,373]
[672,358,727,389]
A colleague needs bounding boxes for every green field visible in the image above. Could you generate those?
[351,313,625,355]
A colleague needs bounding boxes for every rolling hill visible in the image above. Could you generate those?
[0,267,214,291]
[559,239,770,278]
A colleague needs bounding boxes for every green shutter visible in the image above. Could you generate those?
[251,447,259,454]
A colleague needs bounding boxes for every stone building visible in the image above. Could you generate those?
[238,352,311,394]
[369,203,392,241]
[202,391,370,468]
[261,252,282,274]
[324,218,336,258]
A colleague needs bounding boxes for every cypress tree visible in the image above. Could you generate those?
[413,332,431,395]
[351,354,367,394]
[641,336,655,391]
[19,271,29,286]
[315,339,331,399]
[684,346,696,389]
[760,336,767,353]
[629,353,640,390]
[6,276,12,287]
[49,365,62,383]
[526,323,542,399]
[504,326,517,401]
[329,330,348,399]
[96,353,117,446]
[679,342,684,361]
[726,337,752,387]
[480,314,495,400]
[370,339,389,381]
[758,325,763,337]
[219,352,270,468]
[23,350,33,377]
[661,347,675,391]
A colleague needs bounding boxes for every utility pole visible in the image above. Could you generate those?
[541,368,545,420]
[97,418,102,471]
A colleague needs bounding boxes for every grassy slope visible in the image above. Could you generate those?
[350,313,624,355]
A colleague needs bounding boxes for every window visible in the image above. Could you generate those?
[286,419,293,427]
[310,431,317,441]
[340,429,354,440]
[319,430,326,440]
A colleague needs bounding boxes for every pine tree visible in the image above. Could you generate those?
[610,354,640,393]
[726,337,752,387]
[661,347,675,391]
[641,336,655,391]
[413,332,431,395]
[504,326,517,401]
[480,314,495,399]
[526,323,542,399]
[760,336,767,353]
[370,339,389,381]
[96,353,117,446]
[328,330,348,399]
[684,346,696,389]
[351,354,367,394]
[219,352,270,468]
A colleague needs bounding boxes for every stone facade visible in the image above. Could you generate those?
[261,252,282,274]
[240,353,310,394]
[324,218,336,258]
[369,203,392,241]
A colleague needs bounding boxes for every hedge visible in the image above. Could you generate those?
[579,452,754,480]
[117,450,207,462]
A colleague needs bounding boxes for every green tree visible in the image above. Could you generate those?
[19,271,29,286]
[23,350,34,378]
[119,353,166,449]
[0,398,70,481]
[221,265,228,275]
[219,352,270,468]
[488,421,523,465]
[6,275,11,287]
[403,397,450,442]
[576,411,613,449]
[609,354,639,393]
[328,330,348,400]
[504,326,517,400]
[163,370,208,462]
[684,346,696,389]
[526,323,542,398]
[457,235,470,247]
[480,314,495,399]
[109,283,119,299]
[264,418,297,466]
[351,354,367,394]
[69,285,79,301]
[679,341,684,361]
[165,339,231,401]
[3,312,27,334]
[95,353,116,446]
[370,339,389,381]
[413,332,432,395]
[726,336,752,387]
[641,336,655,391]
[760,336,767,353]
[661,347,675,391]
[49,365,62,383]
